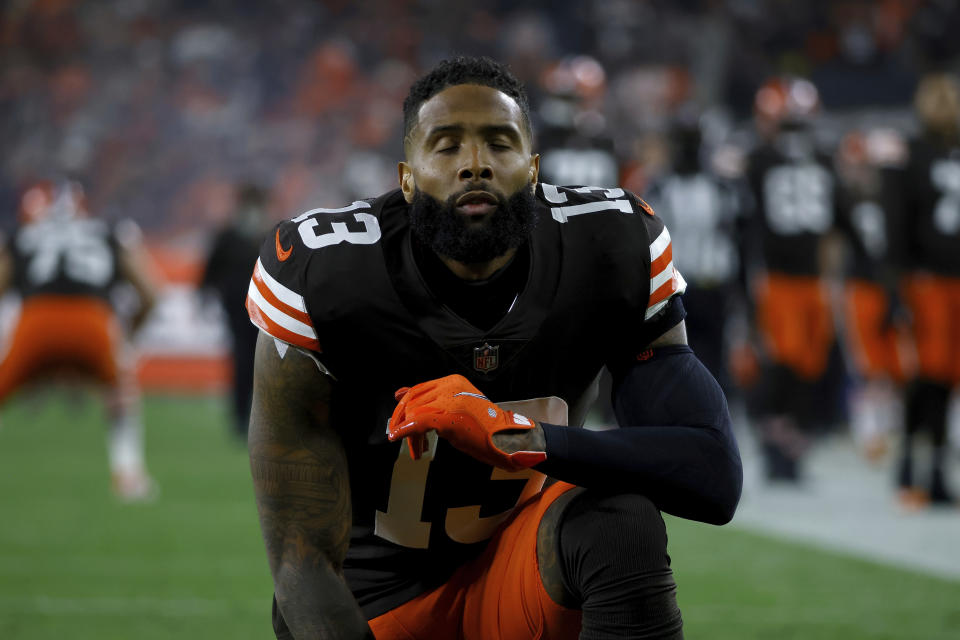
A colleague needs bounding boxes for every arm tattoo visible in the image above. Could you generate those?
[249,332,350,572]
[248,332,372,638]
[249,448,351,574]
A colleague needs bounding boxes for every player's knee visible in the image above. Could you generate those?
[558,492,670,600]
[557,491,682,638]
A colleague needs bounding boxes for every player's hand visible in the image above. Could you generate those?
[388,375,547,471]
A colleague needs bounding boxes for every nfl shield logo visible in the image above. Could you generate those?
[473,343,499,373]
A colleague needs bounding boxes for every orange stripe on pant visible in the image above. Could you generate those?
[369,481,582,640]
[903,274,960,385]
[755,273,834,381]
[0,296,121,402]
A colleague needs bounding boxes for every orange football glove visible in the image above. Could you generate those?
[388,374,547,471]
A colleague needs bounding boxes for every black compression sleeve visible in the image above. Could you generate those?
[536,346,742,525]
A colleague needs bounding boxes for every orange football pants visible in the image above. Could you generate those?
[755,273,834,380]
[0,295,121,401]
[844,280,911,382]
[903,274,960,385]
[369,481,582,640]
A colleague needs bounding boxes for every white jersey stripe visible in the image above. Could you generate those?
[650,260,677,294]
[649,227,671,262]
[247,280,317,340]
[646,269,687,320]
[255,259,307,313]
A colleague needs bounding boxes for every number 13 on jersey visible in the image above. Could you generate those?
[374,396,568,549]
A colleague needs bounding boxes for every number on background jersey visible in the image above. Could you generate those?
[763,164,834,235]
[541,183,632,222]
[17,220,113,287]
[930,159,960,235]
[294,201,382,249]
[660,175,738,281]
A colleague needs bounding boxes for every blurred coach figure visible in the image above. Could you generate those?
[201,183,269,439]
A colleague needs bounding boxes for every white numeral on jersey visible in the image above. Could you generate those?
[763,164,834,235]
[374,397,566,549]
[444,466,539,544]
[930,159,960,235]
[572,185,625,199]
[17,220,113,287]
[541,183,632,223]
[298,212,381,249]
[375,433,437,549]
[291,200,371,223]
[542,183,624,203]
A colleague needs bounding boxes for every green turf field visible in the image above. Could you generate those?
[1,391,958,639]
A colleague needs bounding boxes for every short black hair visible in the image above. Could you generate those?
[402,56,532,149]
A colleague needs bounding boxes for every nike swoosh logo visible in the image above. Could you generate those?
[275,229,292,261]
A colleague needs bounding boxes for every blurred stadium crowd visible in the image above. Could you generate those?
[4,0,958,234]
[3,0,960,505]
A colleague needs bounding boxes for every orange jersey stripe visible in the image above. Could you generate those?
[251,267,313,326]
[648,270,682,307]
[246,295,321,351]
[650,242,673,280]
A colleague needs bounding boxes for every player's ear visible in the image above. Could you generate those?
[528,154,540,186]
[399,162,415,203]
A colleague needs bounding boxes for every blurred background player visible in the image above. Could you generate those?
[0,180,159,501]
[885,72,960,507]
[644,109,749,395]
[743,75,846,481]
[834,128,912,463]
[200,183,270,440]
[535,55,619,189]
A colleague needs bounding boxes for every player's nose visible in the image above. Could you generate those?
[457,145,493,181]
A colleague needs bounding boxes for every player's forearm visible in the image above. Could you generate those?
[536,346,742,525]
[536,422,741,525]
[274,562,374,640]
[251,444,365,638]
[252,458,372,639]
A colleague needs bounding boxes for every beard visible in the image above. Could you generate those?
[408,184,538,264]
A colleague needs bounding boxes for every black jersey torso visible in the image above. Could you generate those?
[895,138,960,275]
[258,184,665,616]
[746,141,838,276]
